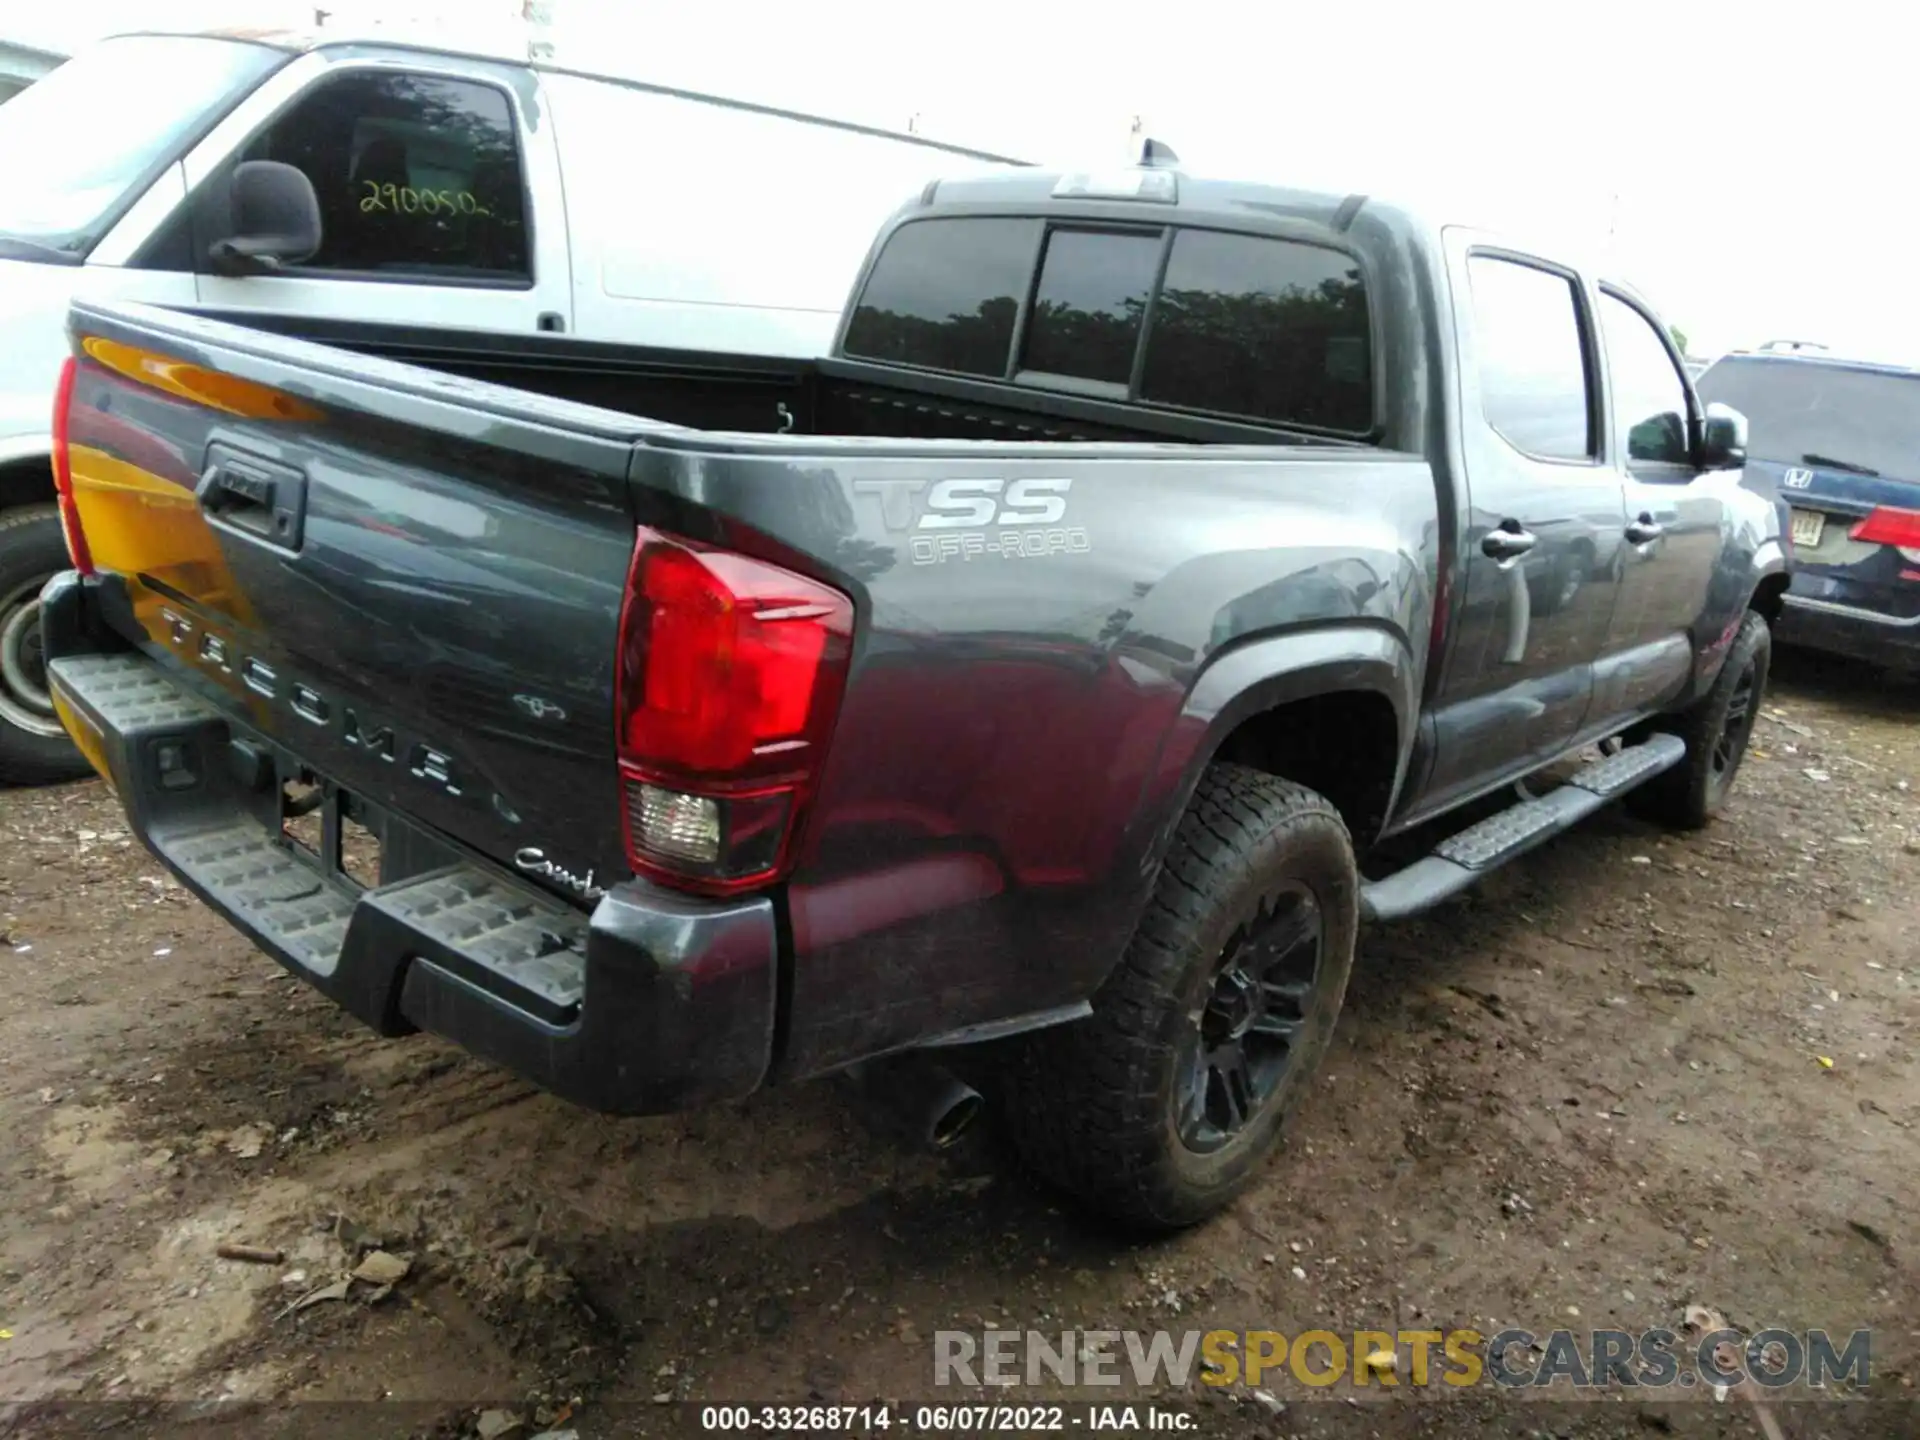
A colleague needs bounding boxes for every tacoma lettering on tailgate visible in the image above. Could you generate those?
[158,605,492,810]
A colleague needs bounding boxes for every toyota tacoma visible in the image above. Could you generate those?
[41,156,1785,1228]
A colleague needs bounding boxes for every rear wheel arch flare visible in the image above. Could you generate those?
[1749,571,1789,625]
[1169,627,1417,855]
[1210,687,1403,847]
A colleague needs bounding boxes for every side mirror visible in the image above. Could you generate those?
[208,161,321,276]
[1699,402,1747,470]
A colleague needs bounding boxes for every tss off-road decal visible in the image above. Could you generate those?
[852,477,1090,566]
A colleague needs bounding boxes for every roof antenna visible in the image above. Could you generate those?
[1138,137,1180,167]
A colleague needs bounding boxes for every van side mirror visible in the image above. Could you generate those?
[208,161,321,276]
[1699,402,1747,470]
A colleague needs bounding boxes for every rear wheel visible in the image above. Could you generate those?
[997,764,1358,1231]
[0,505,89,786]
[1627,610,1771,830]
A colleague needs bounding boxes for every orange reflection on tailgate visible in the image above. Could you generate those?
[62,337,328,659]
[80,337,323,422]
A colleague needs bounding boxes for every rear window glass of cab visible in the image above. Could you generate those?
[841,215,1373,434]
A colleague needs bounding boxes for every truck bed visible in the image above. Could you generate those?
[196,309,1365,448]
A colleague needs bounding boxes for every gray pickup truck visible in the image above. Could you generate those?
[43,155,1784,1229]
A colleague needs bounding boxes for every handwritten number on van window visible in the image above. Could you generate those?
[359,181,492,217]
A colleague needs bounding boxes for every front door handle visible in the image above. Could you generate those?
[1481,523,1538,560]
[1625,515,1665,544]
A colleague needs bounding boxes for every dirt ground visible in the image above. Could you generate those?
[0,649,1915,1440]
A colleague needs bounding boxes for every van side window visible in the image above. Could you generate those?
[1599,292,1691,465]
[1020,228,1162,389]
[1140,230,1372,432]
[237,71,529,281]
[1467,255,1594,462]
[842,218,1039,377]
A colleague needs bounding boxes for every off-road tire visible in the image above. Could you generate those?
[0,505,89,786]
[1626,610,1771,830]
[997,763,1358,1231]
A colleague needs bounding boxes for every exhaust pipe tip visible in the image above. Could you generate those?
[925,1077,983,1149]
[844,1055,985,1152]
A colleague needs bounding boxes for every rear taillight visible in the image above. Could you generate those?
[1849,505,1920,566]
[615,527,853,895]
[50,356,94,576]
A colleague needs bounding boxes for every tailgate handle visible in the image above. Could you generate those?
[198,446,307,552]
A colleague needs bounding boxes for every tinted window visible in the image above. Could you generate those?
[238,71,529,280]
[1141,230,1372,431]
[1020,228,1162,387]
[843,217,1037,377]
[1467,256,1593,461]
[0,37,283,261]
[1699,356,1920,481]
[1600,293,1690,464]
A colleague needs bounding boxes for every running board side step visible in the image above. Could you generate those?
[1361,734,1687,922]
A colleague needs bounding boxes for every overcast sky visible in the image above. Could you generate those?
[13,0,1907,364]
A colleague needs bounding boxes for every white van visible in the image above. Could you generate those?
[0,27,1021,780]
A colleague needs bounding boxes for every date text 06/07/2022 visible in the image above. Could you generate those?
[697,1403,1195,1431]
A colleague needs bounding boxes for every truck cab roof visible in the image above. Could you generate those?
[917,164,1382,234]
[913,161,1393,239]
[906,160,1630,296]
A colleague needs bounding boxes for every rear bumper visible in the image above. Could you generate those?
[42,574,778,1116]
[1776,590,1920,667]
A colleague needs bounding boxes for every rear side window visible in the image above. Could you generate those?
[1020,228,1162,388]
[842,217,1038,377]
[1467,255,1594,462]
[237,70,530,281]
[1141,230,1372,431]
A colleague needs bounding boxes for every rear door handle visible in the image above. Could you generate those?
[198,444,308,552]
[1625,515,1665,544]
[1481,523,1537,560]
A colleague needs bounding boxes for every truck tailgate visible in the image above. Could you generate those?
[59,301,643,892]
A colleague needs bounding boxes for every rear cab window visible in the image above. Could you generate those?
[840,217,1037,376]
[1019,228,1161,392]
[226,69,532,282]
[842,216,1374,435]
[1143,229,1371,431]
